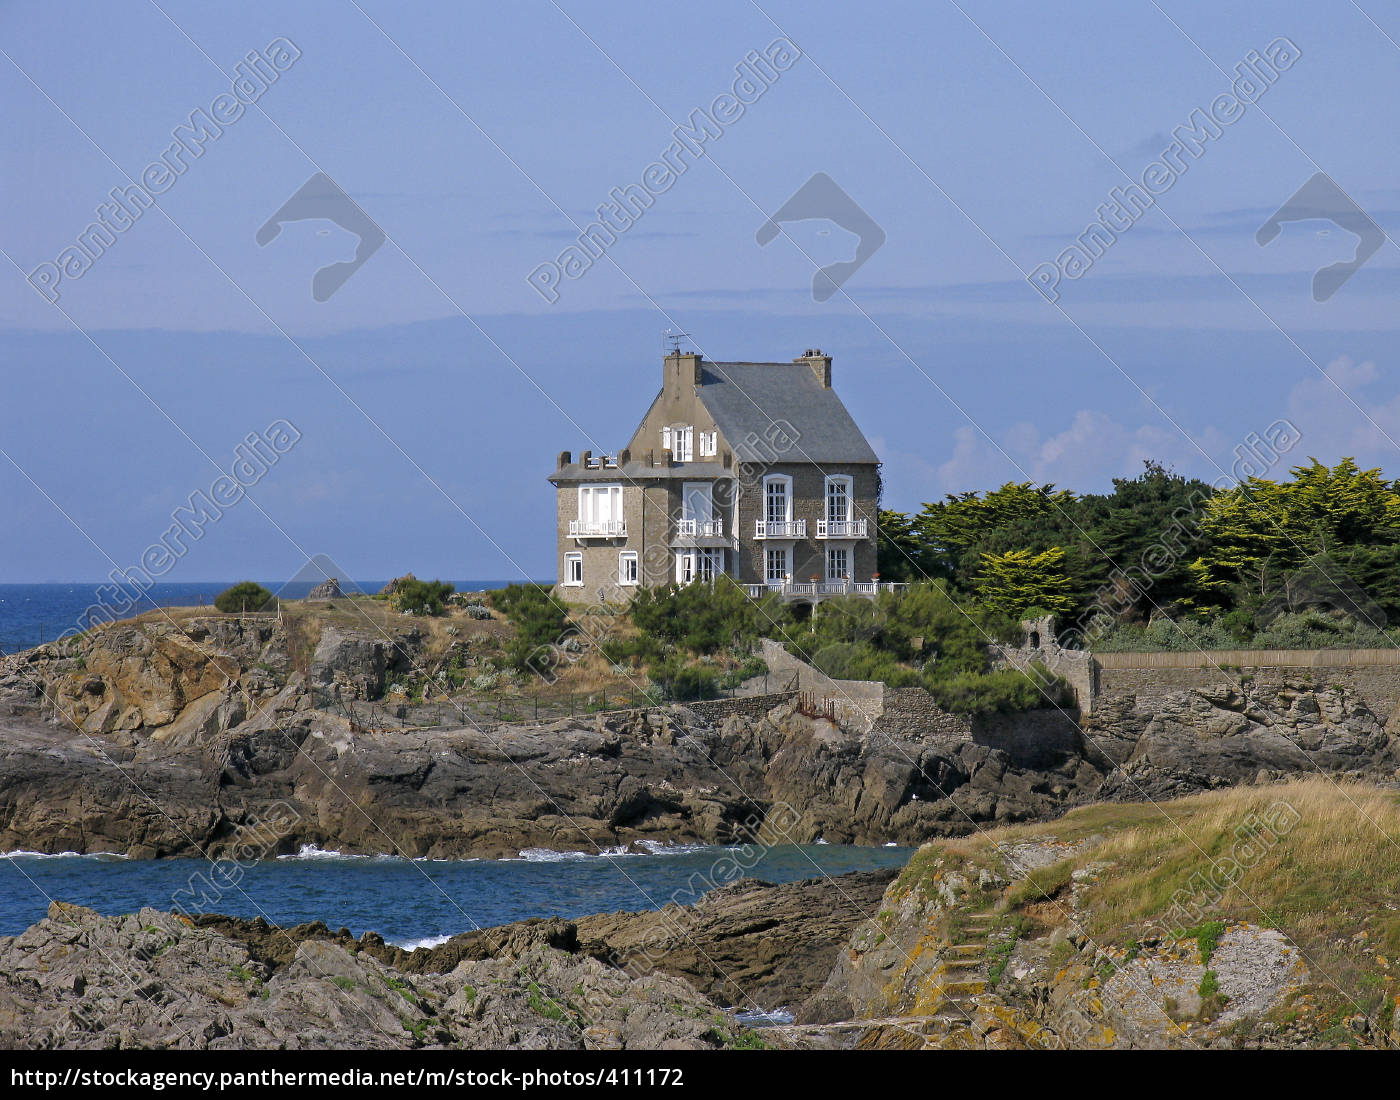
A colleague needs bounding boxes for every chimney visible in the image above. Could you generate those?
[664,351,703,396]
[557,450,572,469]
[795,348,832,388]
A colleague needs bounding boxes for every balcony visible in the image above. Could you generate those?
[816,518,868,539]
[676,518,724,538]
[753,520,807,539]
[744,580,909,603]
[568,519,627,538]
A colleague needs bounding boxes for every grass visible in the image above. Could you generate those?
[909,779,1400,1027]
[526,982,571,1024]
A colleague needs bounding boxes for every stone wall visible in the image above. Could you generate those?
[684,692,798,724]
[758,639,885,731]
[1096,660,1400,724]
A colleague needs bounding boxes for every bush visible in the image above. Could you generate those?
[394,578,454,616]
[214,581,275,614]
[491,584,570,671]
[923,663,1071,716]
[629,577,791,654]
[649,656,720,701]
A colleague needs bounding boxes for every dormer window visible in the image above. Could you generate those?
[663,425,693,462]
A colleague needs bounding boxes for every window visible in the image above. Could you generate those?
[826,547,849,582]
[825,476,852,525]
[664,425,693,462]
[698,430,718,457]
[763,474,792,525]
[563,552,583,586]
[578,484,623,534]
[765,547,790,585]
[618,551,638,586]
[682,482,713,525]
[676,549,724,584]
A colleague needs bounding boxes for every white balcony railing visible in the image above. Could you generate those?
[816,518,868,538]
[676,518,724,537]
[744,580,909,601]
[753,519,807,539]
[568,519,627,538]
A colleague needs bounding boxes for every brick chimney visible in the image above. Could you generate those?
[794,348,832,388]
[664,351,703,398]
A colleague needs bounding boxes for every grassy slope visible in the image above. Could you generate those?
[898,779,1400,1032]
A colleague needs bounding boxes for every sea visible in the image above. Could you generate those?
[0,580,525,654]
[0,583,913,952]
[0,843,913,944]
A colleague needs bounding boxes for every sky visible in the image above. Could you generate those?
[3,0,1400,585]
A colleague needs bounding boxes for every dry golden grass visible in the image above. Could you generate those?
[925,779,1400,1024]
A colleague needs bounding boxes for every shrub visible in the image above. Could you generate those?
[394,578,454,616]
[491,584,570,671]
[214,581,275,614]
[649,656,719,701]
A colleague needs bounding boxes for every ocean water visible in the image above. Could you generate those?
[0,581,528,654]
[0,843,912,942]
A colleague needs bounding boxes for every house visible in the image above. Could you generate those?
[550,348,903,603]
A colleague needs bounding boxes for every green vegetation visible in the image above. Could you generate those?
[878,458,1400,648]
[526,982,571,1024]
[490,583,571,673]
[329,976,356,992]
[214,581,275,614]
[392,578,455,616]
[795,582,1072,715]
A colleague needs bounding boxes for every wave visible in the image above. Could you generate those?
[1,849,128,861]
[276,845,401,863]
[735,1007,794,1027]
[513,841,721,862]
[387,933,455,951]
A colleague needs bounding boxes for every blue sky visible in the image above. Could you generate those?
[3,0,1400,584]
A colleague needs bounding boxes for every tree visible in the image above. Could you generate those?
[974,547,1074,619]
[1188,458,1400,614]
[214,581,275,614]
[876,508,937,582]
[915,482,1081,591]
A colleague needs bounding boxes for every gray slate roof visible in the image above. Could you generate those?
[698,362,879,465]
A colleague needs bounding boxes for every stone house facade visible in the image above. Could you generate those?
[549,349,885,602]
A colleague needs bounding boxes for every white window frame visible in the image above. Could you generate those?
[698,430,718,458]
[578,483,623,531]
[825,475,853,525]
[563,551,583,587]
[676,548,725,585]
[618,550,638,586]
[665,424,693,462]
[825,546,849,583]
[763,473,793,525]
[765,546,790,585]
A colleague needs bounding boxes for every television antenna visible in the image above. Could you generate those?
[663,328,690,355]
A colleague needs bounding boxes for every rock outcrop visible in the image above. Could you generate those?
[194,869,898,1013]
[0,902,748,1050]
[2,617,1398,860]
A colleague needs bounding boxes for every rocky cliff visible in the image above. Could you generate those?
[781,779,1400,1049]
[0,901,747,1050]
[1,615,1398,859]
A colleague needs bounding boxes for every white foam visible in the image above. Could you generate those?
[735,1007,794,1026]
[388,934,454,951]
[1,849,128,861]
